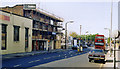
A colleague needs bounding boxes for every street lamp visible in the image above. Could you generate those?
[85,31,89,44]
[104,28,111,48]
[65,21,74,49]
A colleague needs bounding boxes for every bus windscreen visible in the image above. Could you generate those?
[95,43,104,46]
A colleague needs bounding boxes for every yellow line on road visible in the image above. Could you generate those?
[99,64,103,69]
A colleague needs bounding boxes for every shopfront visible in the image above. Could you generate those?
[32,40,48,51]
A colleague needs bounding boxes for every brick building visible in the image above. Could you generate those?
[0,4,64,51]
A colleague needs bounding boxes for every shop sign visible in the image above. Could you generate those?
[0,14,10,21]
[23,4,36,10]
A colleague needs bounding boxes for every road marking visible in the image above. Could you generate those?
[99,64,103,69]
[28,61,34,63]
[28,59,41,63]
[35,59,40,62]
[65,56,67,58]
[14,64,21,67]
[44,57,51,59]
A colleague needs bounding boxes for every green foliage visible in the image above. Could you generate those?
[69,32,78,38]
[69,32,99,42]
[77,34,98,42]
[69,31,100,42]
[107,37,112,43]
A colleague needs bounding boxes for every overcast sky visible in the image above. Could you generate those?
[0,0,120,37]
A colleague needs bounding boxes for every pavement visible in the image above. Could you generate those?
[102,44,120,69]
[2,49,69,60]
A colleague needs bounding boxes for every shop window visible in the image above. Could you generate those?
[2,24,7,50]
[14,26,20,41]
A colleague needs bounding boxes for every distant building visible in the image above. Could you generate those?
[0,10,32,54]
[0,4,64,52]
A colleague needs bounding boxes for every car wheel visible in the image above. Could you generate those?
[103,61,105,64]
[89,59,91,62]
[102,60,105,64]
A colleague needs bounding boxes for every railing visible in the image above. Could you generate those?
[32,35,42,39]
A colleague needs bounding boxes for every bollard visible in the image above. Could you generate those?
[80,46,83,52]
[78,48,80,52]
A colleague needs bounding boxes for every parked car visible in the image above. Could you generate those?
[90,44,95,47]
[87,43,91,47]
[119,45,120,49]
[82,44,88,48]
[72,45,79,50]
[88,49,105,64]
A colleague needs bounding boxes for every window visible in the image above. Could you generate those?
[95,42,104,46]
[14,26,20,41]
[91,49,104,53]
[96,36,104,39]
[2,24,7,50]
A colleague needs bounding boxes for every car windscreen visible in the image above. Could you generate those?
[91,49,104,53]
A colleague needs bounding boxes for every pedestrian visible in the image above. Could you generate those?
[110,48,113,57]
[48,46,49,52]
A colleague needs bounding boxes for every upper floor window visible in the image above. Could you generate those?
[14,26,20,41]
[2,24,7,50]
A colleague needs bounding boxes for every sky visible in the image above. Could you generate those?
[0,0,119,38]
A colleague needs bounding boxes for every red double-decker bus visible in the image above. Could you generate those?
[94,35,105,50]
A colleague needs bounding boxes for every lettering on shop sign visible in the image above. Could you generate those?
[0,14,10,21]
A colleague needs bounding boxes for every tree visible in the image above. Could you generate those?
[107,37,112,43]
[77,33,99,42]
[69,31,78,38]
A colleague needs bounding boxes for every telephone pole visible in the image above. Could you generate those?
[80,25,82,35]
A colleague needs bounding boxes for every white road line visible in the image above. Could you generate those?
[28,61,34,63]
[14,64,21,67]
[65,56,67,58]
[35,59,40,62]
[28,59,41,63]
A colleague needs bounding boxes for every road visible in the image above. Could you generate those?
[2,48,91,68]
[33,53,103,68]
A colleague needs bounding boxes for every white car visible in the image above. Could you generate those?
[88,49,105,64]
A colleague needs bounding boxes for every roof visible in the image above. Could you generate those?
[9,4,64,22]
[24,9,64,22]
[0,10,32,20]
[0,4,64,22]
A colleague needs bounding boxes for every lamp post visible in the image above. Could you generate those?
[85,31,89,45]
[104,28,111,47]
[65,21,74,49]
